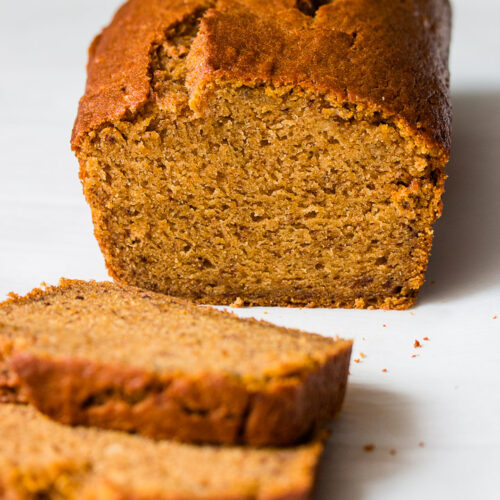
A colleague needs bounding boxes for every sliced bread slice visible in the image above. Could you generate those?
[0,404,324,500]
[0,279,352,446]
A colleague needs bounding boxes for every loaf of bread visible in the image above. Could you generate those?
[71,0,451,309]
[0,279,352,446]
[0,404,324,500]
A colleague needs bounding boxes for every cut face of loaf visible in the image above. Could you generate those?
[0,279,352,446]
[72,0,452,309]
[0,404,324,500]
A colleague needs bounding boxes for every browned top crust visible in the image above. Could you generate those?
[72,0,214,149]
[72,0,451,157]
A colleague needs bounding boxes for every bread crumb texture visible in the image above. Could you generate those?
[0,279,352,446]
[0,404,323,500]
[72,0,451,309]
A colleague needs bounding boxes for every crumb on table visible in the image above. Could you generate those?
[230,297,244,308]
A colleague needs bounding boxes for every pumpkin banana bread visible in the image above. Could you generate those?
[72,0,452,309]
[0,404,324,500]
[0,279,352,446]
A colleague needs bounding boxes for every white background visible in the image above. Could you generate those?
[1,1,499,498]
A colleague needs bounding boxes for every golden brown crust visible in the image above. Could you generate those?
[72,0,213,149]
[72,0,451,157]
[189,0,451,156]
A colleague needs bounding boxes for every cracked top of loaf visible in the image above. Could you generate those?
[71,0,451,157]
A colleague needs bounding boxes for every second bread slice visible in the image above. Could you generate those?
[0,404,325,500]
[0,279,352,446]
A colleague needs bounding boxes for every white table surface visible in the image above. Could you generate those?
[1,1,499,499]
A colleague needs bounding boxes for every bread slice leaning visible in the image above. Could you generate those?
[0,279,352,446]
[0,404,325,500]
